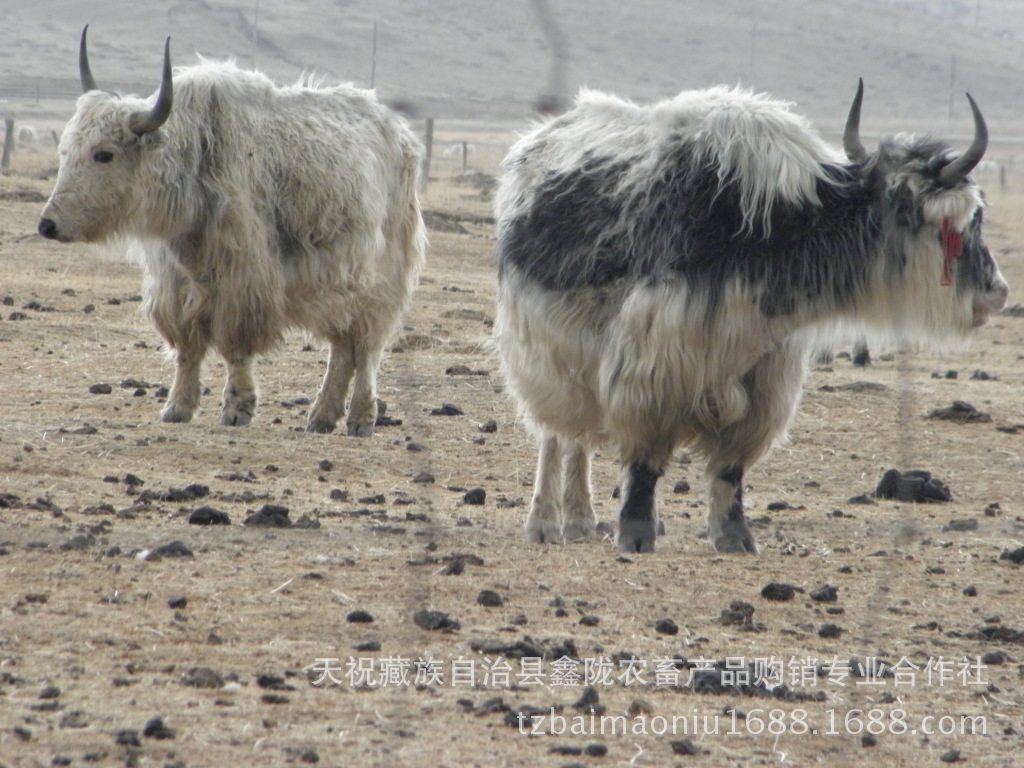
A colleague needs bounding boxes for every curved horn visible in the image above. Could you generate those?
[937,93,988,187]
[843,78,868,162]
[79,24,98,92]
[128,37,173,136]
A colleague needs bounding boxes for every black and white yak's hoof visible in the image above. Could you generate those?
[616,518,657,553]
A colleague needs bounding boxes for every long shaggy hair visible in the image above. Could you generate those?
[41,47,427,433]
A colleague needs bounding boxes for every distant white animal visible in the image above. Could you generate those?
[17,125,39,145]
[442,143,476,160]
[39,27,427,435]
[493,82,1008,554]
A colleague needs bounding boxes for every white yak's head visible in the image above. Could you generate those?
[39,26,173,243]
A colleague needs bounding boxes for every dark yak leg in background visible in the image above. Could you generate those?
[706,462,757,553]
[221,356,257,426]
[616,460,663,553]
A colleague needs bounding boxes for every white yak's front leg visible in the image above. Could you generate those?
[161,340,206,423]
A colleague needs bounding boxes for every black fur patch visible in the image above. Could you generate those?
[620,461,662,522]
[498,148,885,316]
[719,464,745,522]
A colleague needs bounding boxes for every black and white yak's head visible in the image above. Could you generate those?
[39,26,174,244]
[841,80,1008,341]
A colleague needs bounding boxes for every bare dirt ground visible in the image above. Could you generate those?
[1,124,1023,768]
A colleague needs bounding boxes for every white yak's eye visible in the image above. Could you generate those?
[93,150,114,164]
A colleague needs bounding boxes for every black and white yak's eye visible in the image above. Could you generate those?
[93,150,114,164]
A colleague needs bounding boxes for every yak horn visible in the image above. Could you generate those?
[129,37,173,135]
[937,93,988,187]
[79,25,98,92]
[843,78,868,162]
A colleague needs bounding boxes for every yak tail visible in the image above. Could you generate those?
[390,131,429,321]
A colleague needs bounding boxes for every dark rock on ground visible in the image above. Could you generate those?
[810,585,839,603]
[430,403,464,416]
[944,518,979,532]
[671,739,700,755]
[818,623,843,638]
[760,583,801,601]
[721,600,757,625]
[183,667,224,688]
[142,716,175,739]
[188,506,231,525]
[463,488,486,505]
[476,589,504,607]
[927,400,991,423]
[413,609,461,632]
[874,469,952,503]
[244,504,291,527]
[654,618,679,635]
[115,729,141,746]
[146,541,194,560]
[999,547,1024,565]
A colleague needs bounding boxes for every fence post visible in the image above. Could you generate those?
[461,141,468,174]
[420,117,434,194]
[1,119,15,171]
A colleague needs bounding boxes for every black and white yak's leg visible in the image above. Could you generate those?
[616,458,664,554]
[852,338,871,367]
[221,356,257,426]
[705,341,808,554]
[561,440,598,541]
[705,462,756,553]
[307,334,358,434]
[526,434,565,543]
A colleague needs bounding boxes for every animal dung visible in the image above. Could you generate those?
[874,469,952,503]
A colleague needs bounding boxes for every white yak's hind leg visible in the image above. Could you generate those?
[307,334,357,434]
[526,434,564,543]
[221,356,257,426]
[346,345,382,437]
[560,440,599,541]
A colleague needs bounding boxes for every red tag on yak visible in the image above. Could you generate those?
[940,219,963,287]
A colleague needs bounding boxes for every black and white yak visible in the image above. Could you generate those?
[493,81,1008,554]
[39,28,427,435]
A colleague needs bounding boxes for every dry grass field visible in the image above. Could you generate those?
[1,115,1023,768]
